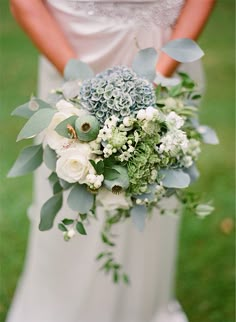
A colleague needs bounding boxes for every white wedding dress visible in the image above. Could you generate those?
[6,1,204,321]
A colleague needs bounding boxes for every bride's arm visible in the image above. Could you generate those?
[156,0,216,77]
[10,0,77,74]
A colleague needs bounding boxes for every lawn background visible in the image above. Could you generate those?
[0,1,235,322]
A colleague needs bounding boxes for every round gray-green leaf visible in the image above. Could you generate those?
[160,168,191,188]
[39,192,63,231]
[64,59,94,81]
[43,145,57,171]
[7,144,43,177]
[67,184,94,213]
[161,38,204,63]
[132,47,158,82]
[197,125,219,145]
[17,108,56,141]
[11,98,53,119]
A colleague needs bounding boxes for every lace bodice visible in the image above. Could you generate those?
[48,0,185,28]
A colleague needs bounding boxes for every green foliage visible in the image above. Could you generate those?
[76,221,87,235]
[67,184,94,213]
[11,97,53,119]
[64,59,94,81]
[7,144,43,177]
[17,108,56,141]
[161,38,204,63]
[132,47,158,81]
[160,169,191,189]
[43,145,57,171]
[55,115,78,138]
[39,193,63,231]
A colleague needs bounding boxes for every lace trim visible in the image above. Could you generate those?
[66,1,185,28]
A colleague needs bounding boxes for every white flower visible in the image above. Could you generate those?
[56,144,93,183]
[137,109,146,120]
[164,97,177,108]
[86,173,97,184]
[123,116,134,127]
[182,155,193,168]
[104,115,119,127]
[67,228,76,238]
[165,111,184,130]
[158,130,188,156]
[43,100,88,154]
[145,106,158,121]
[97,188,132,211]
[86,173,104,189]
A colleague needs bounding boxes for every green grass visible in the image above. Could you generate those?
[0,1,235,322]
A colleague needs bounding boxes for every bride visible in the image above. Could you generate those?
[7,1,215,322]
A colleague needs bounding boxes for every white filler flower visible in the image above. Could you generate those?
[165,111,184,130]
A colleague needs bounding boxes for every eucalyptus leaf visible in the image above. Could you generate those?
[17,108,56,141]
[161,38,204,63]
[39,193,63,231]
[11,98,53,119]
[131,205,147,232]
[58,223,68,232]
[43,145,57,171]
[62,80,81,99]
[76,221,87,235]
[67,184,94,213]
[89,160,104,175]
[59,178,73,190]
[64,59,94,81]
[7,144,43,177]
[62,218,74,225]
[55,115,78,138]
[48,172,59,187]
[160,168,191,189]
[197,125,219,145]
[183,164,200,183]
[104,168,120,180]
[53,181,63,195]
[134,184,156,202]
[132,47,158,81]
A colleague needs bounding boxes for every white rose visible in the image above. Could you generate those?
[43,101,88,153]
[97,188,132,212]
[56,144,93,183]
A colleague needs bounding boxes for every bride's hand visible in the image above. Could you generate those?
[10,0,77,74]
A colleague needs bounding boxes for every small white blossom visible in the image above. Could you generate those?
[123,116,134,127]
[145,106,158,121]
[104,115,119,127]
[165,111,184,130]
[158,130,189,156]
[137,109,146,120]
[67,228,76,238]
[182,155,193,168]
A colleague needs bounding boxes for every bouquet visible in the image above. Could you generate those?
[8,39,218,284]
